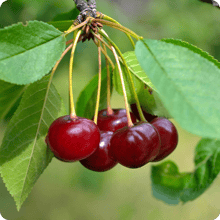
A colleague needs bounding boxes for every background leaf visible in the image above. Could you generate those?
[113,51,171,117]
[52,8,79,21]
[151,161,186,205]
[0,75,66,210]
[180,138,220,202]
[0,80,25,121]
[48,8,79,32]
[135,39,220,139]
[76,67,113,119]
[0,21,66,85]
[151,139,220,204]
[47,20,74,32]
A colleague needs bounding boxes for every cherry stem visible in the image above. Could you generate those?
[102,14,135,49]
[93,38,115,70]
[92,33,114,115]
[69,30,82,119]
[102,42,113,115]
[99,29,146,122]
[91,31,112,51]
[51,43,74,80]
[64,17,91,36]
[93,18,143,41]
[45,43,74,110]
[93,39,102,124]
[95,30,133,125]
[111,46,133,127]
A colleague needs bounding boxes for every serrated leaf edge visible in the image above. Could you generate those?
[0,77,60,211]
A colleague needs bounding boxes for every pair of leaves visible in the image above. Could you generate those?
[151,138,220,204]
[0,76,66,210]
[0,19,69,211]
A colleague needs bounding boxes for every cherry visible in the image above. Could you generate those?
[151,117,178,162]
[109,121,161,168]
[130,103,157,122]
[46,115,100,162]
[80,131,118,172]
[96,109,137,132]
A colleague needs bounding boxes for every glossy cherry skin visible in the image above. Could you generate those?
[80,131,118,172]
[130,103,157,122]
[46,115,100,162]
[151,117,178,162]
[110,121,161,168]
[96,109,137,132]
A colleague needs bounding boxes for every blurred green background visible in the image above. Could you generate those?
[0,0,220,219]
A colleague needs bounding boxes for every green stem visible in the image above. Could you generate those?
[92,30,112,51]
[49,42,73,86]
[69,30,82,119]
[64,17,91,36]
[93,18,142,40]
[103,14,135,49]
[102,42,113,115]
[93,40,102,124]
[93,38,115,70]
[111,46,133,127]
[99,29,146,122]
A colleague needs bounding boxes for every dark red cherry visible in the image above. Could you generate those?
[96,109,137,132]
[80,131,118,172]
[110,121,161,168]
[151,117,178,162]
[46,115,100,162]
[130,103,157,122]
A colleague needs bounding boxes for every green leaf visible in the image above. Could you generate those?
[0,75,66,210]
[0,80,25,121]
[0,21,66,85]
[113,51,170,117]
[76,67,113,119]
[123,51,156,90]
[151,139,220,204]
[180,138,220,202]
[48,8,79,32]
[135,39,220,139]
[52,8,79,21]
[48,20,74,32]
[151,161,186,205]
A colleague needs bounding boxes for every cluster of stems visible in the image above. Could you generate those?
[48,12,147,126]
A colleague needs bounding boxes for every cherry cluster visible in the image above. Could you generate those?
[45,6,178,172]
[46,105,178,172]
